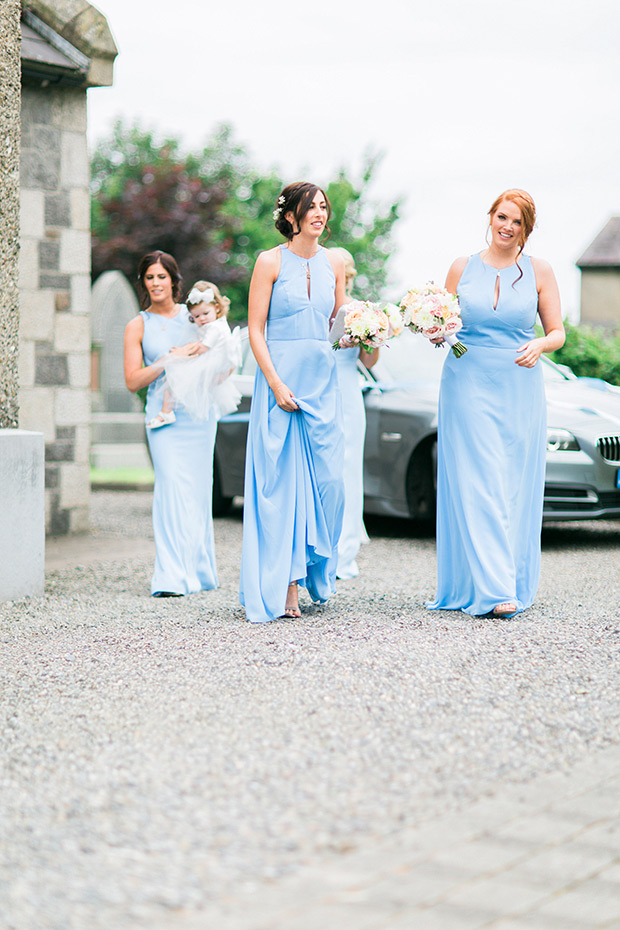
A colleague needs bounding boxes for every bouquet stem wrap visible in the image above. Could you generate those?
[444,332,468,358]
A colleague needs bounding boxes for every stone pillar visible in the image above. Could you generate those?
[19,86,92,534]
[0,0,21,427]
[17,0,117,536]
[0,430,44,599]
[0,0,45,600]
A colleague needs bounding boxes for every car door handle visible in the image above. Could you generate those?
[381,432,402,442]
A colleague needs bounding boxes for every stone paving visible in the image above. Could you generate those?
[37,500,620,930]
[187,743,620,929]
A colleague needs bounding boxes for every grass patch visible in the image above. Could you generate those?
[91,467,154,489]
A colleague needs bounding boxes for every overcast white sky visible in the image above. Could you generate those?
[88,0,620,318]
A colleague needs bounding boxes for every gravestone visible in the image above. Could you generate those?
[91,270,141,413]
[90,271,150,469]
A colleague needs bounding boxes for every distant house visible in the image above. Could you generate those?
[576,218,620,330]
[19,0,117,534]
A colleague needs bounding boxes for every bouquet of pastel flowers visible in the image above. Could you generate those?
[332,300,392,353]
[399,283,467,358]
[377,301,404,338]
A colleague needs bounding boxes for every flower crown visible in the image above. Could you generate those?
[272,195,286,222]
[187,287,215,306]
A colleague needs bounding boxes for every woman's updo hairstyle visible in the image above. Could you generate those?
[137,250,183,309]
[273,181,331,241]
[488,189,536,252]
[186,280,231,319]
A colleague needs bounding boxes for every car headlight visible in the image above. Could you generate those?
[546,428,580,452]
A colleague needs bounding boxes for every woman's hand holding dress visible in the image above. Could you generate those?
[271,378,299,411]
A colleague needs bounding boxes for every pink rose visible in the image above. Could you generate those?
[424,324,444,339]
[444,319,462,335]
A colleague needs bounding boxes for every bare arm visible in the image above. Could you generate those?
[445,256,469,295]
[360,347,379,369]
[248,249,299,411]
[515,258,565,367]
[123,316,166,393]
[425,257,470,344]
[169,342,206,356]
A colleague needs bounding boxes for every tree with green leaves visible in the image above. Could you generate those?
[91,122,402,322]
[91,122,243,309]
[325,156,401,301]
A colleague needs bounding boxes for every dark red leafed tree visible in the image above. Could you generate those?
[91,124,243,302]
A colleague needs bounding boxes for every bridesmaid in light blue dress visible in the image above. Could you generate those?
[124,251,218,596]
[240,182,346,623]
[428,190,564,618]
[329,247,378,579]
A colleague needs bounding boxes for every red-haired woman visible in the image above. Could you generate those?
[428,190,564,618]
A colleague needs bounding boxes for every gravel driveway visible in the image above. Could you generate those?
[1,491,619,929]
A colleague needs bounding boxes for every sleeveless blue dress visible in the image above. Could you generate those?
[428,253,546,616]
[141,308,218,596]
[240,246,345,623]
[334,347,367,579]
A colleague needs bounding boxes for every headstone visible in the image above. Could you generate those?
[91,270,141,413]
[90,271,150,469]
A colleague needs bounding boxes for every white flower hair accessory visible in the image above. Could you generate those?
[273,195,286,221]
[187,287,215,306]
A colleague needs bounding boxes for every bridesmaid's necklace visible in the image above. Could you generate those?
[287,244,318,290]
[151,303,179,330]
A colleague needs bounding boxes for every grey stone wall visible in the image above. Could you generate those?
[0,0,21,429]
[19,85,91,534]
[580,269,620,330]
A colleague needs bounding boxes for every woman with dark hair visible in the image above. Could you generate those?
[428,190,565,619]
[124,250,219,596]
[240,182,346,622]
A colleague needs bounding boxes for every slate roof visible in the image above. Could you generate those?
[21,14,89,86]
[20,3,117,88]
[577,217,620,268]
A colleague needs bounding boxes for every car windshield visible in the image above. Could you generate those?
[369,331,446,384]
[366,330,573,385]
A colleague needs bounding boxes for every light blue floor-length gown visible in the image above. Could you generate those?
[428,253,546,617]
[141,307,218,596]
[240,245,345,623]
[334,347,369,579]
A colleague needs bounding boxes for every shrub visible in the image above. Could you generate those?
[550,322,620,385]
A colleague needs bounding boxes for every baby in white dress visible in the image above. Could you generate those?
[147,281,242,428]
